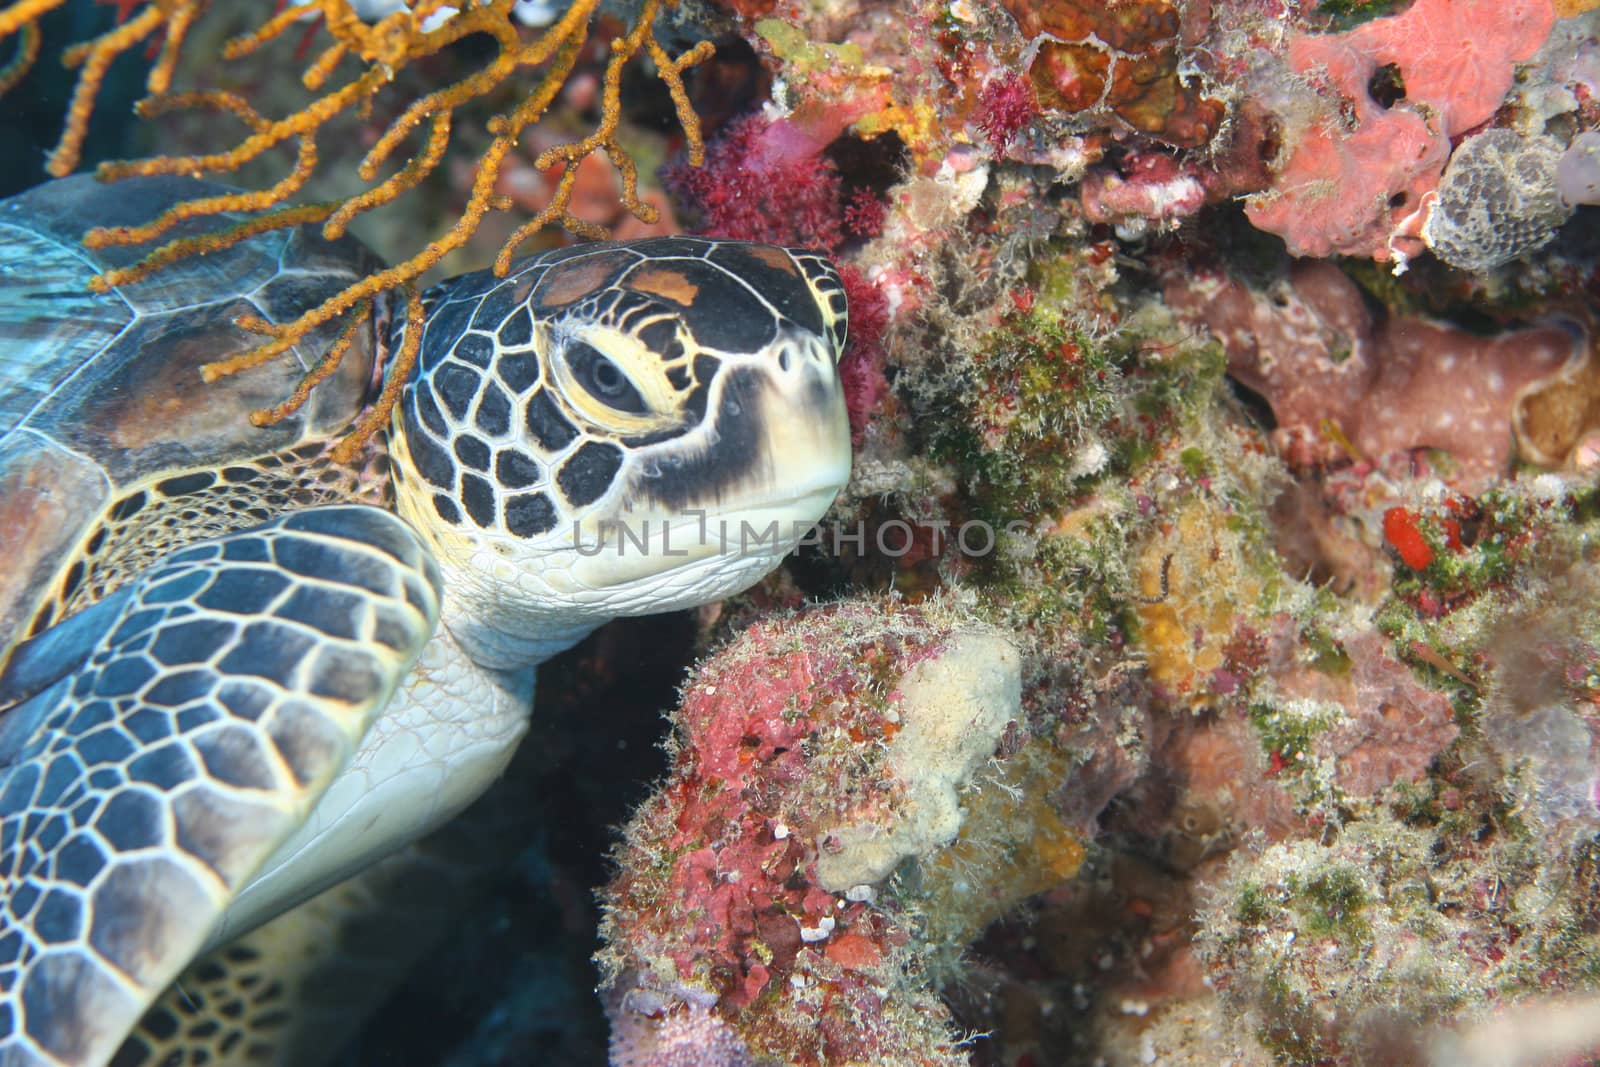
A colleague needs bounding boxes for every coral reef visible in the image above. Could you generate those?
[1163,259,1588,488]
[1244,0,1556,261]
[1001,0,1224,148]
[597,600,1022,1066]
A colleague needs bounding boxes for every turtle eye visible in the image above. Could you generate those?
[567,341,647,413]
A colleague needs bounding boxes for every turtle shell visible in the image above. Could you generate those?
[0,175,383,651]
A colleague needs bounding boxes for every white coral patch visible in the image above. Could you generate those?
[813,629,1022,891]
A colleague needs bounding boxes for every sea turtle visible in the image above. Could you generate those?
[0,174,852,1067]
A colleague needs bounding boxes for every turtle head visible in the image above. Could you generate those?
[389,238,852,665]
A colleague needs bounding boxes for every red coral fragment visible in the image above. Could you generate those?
[825,931,883,971]
[600,603,971,1066]
[842,187,886,240]
[1383,507,1434,570]
[976,73,1040,148]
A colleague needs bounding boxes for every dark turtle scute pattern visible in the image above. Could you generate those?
[472,382,513,437]
[15,443,390,646]
[394,236,847,537]
[503,493,557,537]
[621,257,778,353]
[27,299,276,478]
[494,449,543,489]
[20,950,136,1065]
[470,277,536,333]
[453,435,490,472]
[496,307,534,348]
[639,366,769,512]
[412,283,479,377]
[0,175,387,655]
[454,332,496,368]
[521,389,577,452]
[555,442,624,508]
[432,364,480,422]
[0,506,440,1067]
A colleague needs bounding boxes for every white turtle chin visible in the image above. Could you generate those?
[566,482,845,612]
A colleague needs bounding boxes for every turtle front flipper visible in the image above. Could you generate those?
[0,505,441,1067]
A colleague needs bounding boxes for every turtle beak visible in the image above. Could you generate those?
[739,328,853,506]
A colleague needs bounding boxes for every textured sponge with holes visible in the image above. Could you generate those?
[1423,129,1573,273]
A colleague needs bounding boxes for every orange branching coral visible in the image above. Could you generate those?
[0,0,714,461]
[0,15,37,96]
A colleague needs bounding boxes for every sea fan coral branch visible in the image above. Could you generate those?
[494,0,714,270]
[0,18,38,96]
[0,0,715,455]
[50,2,169,176]
[96,70,381,182]
[0,0,56,38]
[81,92,321,250]
[251,296,374,426]
[326,110,451,239]
[89,201,340,295]
[144,0,197,94]
[335,282,424,462]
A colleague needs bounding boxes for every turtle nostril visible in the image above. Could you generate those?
[775,338,834,377]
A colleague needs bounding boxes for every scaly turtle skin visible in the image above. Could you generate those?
[0,175,852,1067]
